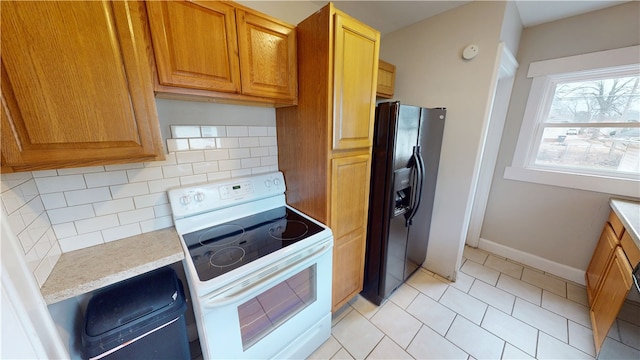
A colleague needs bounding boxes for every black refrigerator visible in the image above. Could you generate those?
[361,101,446,305]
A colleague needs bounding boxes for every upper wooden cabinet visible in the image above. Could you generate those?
[1,1,164,172]
[276,3,379,311]
[376,60,396,99]
[146,0,297,106]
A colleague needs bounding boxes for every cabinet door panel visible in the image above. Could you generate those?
[236,9,297,100]
[377,60,396,98]
[332,13,379,150]
[330,155,371,310]
[1,1,162,169]
[590,247,632,353]
[585,224,618,304]
[146,0,241,93]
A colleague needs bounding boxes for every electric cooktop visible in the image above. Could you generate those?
[182,206,324,282]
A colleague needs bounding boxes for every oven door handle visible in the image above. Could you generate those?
[202,240,332,308]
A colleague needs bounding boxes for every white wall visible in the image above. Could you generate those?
[481,2,640,277]
[379,1,507,280]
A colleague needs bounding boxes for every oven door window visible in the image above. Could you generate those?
[237,264,317,350]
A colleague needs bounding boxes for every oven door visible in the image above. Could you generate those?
[197,238,332,360]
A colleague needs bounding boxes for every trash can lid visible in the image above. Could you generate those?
[85,266,181,336]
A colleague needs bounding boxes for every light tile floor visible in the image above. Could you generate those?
[309,246,640,360]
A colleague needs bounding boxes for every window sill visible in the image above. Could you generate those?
[504,166,640,197]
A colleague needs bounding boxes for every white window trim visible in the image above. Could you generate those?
[505,46,640,197]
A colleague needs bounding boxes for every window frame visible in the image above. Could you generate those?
[505,46,640,197]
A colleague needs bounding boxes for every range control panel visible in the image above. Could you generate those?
[168,172,286,219]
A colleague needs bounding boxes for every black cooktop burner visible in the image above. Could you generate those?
[182,206,324,282]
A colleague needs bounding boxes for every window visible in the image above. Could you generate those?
[506,46,640,197]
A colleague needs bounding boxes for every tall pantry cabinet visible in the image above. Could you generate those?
[276,3,380,311]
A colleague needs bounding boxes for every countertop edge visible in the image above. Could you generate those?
[41,227,184,305]
[610,198,640,249]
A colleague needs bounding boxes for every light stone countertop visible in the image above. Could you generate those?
[41,227,184,304]
[610,198,640,249]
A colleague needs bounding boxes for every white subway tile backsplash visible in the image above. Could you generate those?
[167,138,190,152]
[231,169,253,177]
[241,158,261,169]
[41,193,67,210]
[0,119,279,289]
[261,156,278,166]
[35,174,86,194]
[226,126,249,137]
[176,151,205,164]
[144,153,177,168]
[219,159,242,171]
[171,125,201,138]
[201,126,226,137]
[110,182,149,199]
[65,187,112,206]
[179,174,207,186]
[48,204,95,224]
[93,198,135,216]
[117,207,155,225]
[248,126,268,137]
[162,164,194,178]
[147,177,180,193]
[104,163,145,171]
[31,170,59,178]
[216,138,239,148]
[53,223,77,239]
[58,232,104,252]
[57,166,104,175]
[126,167,164,183]
[193,161,219,174]
[154,203,172,217]
[239,137,261,148]
[208,171,232,181]
[140,215,173,233]
[102,223,142,243]
[229,148,251,159]
[259,136,277,147]
[189,138,216,150]
[84,171,128,188]
[205,149,229,161]
[75,214,119,234]
[250,147,270,157]
[134,192,168,209]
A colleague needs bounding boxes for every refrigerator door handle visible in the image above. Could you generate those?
[405,146,425,226]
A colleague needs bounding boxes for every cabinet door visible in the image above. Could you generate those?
[1,1,163,170]
[376,60,396,99]
[590,247,632,354]
[146,0,241,93]
[236,9,297,101]
[585,224,619,304]
[332,12,380,150]
[330,155,371,310]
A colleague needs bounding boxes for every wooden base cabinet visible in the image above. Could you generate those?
[1,1,164,172]
[586,209,638,354]
[275,3,379,311]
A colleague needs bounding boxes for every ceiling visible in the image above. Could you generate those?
[239,1,630,35]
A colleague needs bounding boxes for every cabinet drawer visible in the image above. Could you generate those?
[621,231,640,267]
[608,211,625,239]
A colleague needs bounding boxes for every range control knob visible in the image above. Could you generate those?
[180,195,191,205]
[265,179,273,188]
[273,178,281,186]
[194,192,205,202]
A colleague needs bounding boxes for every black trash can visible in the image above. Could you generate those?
[81,266,191,360]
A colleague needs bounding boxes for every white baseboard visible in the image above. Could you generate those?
[477,238,586,286]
